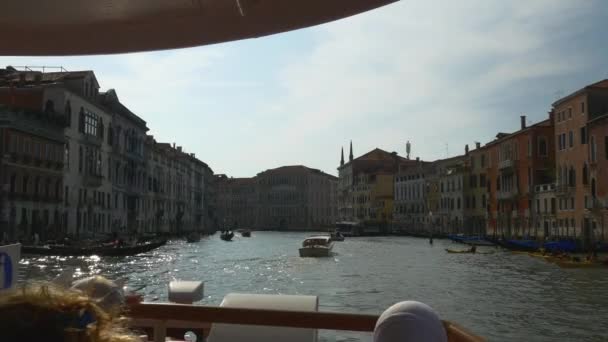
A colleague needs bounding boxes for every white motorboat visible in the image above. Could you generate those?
[299,236,334,257]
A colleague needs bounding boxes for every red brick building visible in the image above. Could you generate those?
[552,80,608,245]
[485,116,554,238]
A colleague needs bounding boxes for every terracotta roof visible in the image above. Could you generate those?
[483,118,551,147]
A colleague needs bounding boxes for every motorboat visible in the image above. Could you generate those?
[299,236,334,257]
[240,229,252,237]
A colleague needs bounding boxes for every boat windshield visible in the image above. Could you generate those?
[303,239,329,247]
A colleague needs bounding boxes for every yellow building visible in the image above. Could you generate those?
[338,147,415,233]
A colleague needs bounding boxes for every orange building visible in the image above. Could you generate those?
[552,80,608,246]
[485,116,554,239]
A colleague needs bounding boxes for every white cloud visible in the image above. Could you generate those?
[244,0,602,171]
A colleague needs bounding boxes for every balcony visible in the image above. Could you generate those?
[497,188,518,200]
[83,173,103,188]
[498,159,518,173]
[534,183,556,193]
[555,184,575,196]
[82,133,102,146]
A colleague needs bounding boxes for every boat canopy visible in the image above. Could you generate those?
[0,0,397,56]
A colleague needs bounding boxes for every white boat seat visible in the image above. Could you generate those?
[168,281,204,304]
[207,293,318,342]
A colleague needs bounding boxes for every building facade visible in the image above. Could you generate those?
[464,143,488,236]
[393,159,430,234]
[588,114,608,242]
[0,105,65,242]
[0,66,216,239]
[552,80,608,246]
[216,175,257,230]
[486,117,554,239]
[436,155,466,235]
[256,165,337,230]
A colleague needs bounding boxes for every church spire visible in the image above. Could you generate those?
[340,146,345,166]
[349,140,353,162]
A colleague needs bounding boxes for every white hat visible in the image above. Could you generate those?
[373,301,448,342]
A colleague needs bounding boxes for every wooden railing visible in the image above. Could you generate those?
[127,303,485,342]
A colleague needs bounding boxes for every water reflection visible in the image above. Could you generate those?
[20,232,608,342]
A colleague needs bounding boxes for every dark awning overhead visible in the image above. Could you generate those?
[0,0,398,56]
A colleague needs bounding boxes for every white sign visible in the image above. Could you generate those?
[0,243,20,290]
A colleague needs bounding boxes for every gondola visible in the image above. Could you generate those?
[186,233,201,243]
[22,239,167,257]
[220,231,235,241]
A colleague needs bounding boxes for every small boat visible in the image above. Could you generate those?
[186,232,201,243]
[220,231,234,241]
[299,236,334,257]
[240,230,251,237]
[330,231,345,242]
[22,239,167,257]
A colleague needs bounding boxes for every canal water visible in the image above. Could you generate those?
[20,232,608,342]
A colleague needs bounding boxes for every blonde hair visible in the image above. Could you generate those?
[0,283,140,342]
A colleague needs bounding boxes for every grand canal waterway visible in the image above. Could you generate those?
[20,232,608,341]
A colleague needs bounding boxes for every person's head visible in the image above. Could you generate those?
[71,276,126,315]
[373,301,448,342]
[0,283,139,342]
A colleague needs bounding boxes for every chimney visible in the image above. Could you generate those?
[177,146,182,152]
[416,157,420,162]
[172,142,176,149]
[465,144,469,155]
[520,115,526,130]
[475,142,481,149]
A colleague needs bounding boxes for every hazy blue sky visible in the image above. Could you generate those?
[2,0,607,177]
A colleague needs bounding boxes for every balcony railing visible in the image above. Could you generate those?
[498,159,517,172]
[534,183,556,193]
[497,188,518,200]
[555,184,575,196]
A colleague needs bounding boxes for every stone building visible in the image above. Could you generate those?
[0,105,65,241]
[588,113,608,242]
[464,143,488,236]
[435,155,466,235]
[256,165,337,230]
[339,147,414,232]
[0,66,216,239]
[99,89,149,234]
[393,159,431,234]
[215,175,257,230]
[552,79,608,246]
